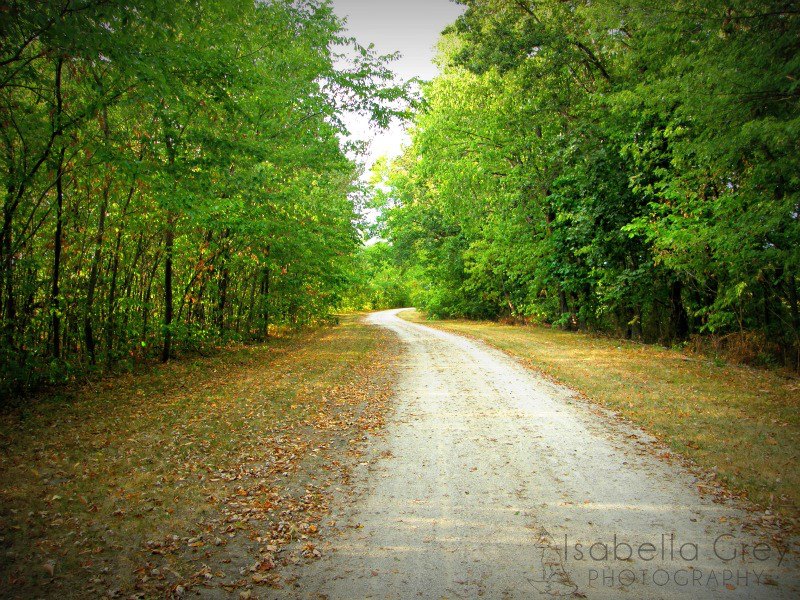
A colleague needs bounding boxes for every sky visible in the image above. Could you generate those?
[330,0,464,176]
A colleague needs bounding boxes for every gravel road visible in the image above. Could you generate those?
[275,309,799,599]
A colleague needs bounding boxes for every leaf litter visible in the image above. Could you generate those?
[0,316,399,599]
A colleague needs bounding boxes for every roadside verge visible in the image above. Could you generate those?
[0,315,399,599]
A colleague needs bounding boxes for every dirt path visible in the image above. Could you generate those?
[275,309,799,599]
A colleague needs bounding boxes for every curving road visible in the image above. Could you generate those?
[276,309,799,599]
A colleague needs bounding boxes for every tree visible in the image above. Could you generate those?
[381,0,799,367]
[0,0,409,397]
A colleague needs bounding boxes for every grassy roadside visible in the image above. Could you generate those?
[399,309,799,528]
[0,315,398,598]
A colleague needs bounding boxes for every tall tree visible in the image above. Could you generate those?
[0,0,408,396]
[380,0,799,367]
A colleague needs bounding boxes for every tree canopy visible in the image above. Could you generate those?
[378,0,799,368]
[3,0,798,397]
[0,0,407,396]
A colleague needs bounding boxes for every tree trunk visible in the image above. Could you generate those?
[762,280,772,329]
[84,106,113,364]
[49,57,66,359]
[259,265,270,340]
[84,173,111,364]
[216,262,229,334]
[570,292,579,330]
[50,146,66,359]
[215,228,230,335]
[161,212,176,362]
[787,273,799,335]
[558,285,569,329]
[577,283,591,329]
[142,250,161,342]
[669,279,689,341]
[105,228,122,358]
[1,220,11,318]
[245,275,257,336]
[787,273,799,371]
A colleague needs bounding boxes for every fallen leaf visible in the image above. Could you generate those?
[42,560,56,576]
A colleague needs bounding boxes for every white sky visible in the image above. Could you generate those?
[330,0,464,176]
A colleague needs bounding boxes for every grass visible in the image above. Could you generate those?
[0,315,397,598]
[400,309,800,527]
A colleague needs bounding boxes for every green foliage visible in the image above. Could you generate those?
[0,0,407,397]
[340,242,414,311]
[380,0,800,366]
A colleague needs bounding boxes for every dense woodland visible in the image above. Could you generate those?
[2,0,799,398]
[0,0,405,396]
[378,0,800,368]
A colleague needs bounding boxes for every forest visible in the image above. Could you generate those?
[1,0,799,400]
[0,0,405,397]
[377,0,800,369]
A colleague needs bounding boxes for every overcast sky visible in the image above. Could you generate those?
[330,0,464,175]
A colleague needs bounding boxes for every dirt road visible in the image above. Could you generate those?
[276,309,799,599]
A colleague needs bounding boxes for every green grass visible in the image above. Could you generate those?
[400,309,800,526]
[0,315,397,598]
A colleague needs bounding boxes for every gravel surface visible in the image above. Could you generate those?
[274,309,799,599]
